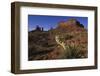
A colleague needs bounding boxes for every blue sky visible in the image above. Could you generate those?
[28,15,88,31]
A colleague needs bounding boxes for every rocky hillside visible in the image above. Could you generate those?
[28,19,88,60]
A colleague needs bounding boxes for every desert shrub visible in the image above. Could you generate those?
[63,44,86,59]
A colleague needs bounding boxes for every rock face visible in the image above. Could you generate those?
[58,19,84,28]
[28,19,88,60]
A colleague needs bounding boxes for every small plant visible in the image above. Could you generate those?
[63,44,86,59]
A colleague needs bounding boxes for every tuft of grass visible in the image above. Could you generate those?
[62,44,87,59]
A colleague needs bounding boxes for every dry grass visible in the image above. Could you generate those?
[62,44,87,59]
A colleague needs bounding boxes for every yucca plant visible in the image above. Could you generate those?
[63,44,85,59]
